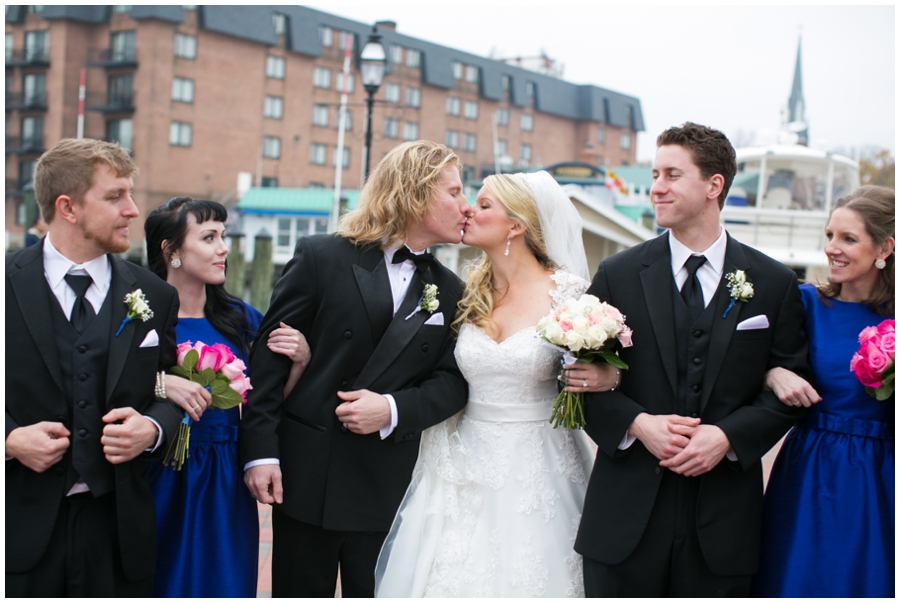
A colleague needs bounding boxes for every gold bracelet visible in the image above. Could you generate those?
[609,368,622,392]
[155,371,166,398]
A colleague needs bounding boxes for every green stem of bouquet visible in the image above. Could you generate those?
[162,420,191,470]
[549,390,586,431]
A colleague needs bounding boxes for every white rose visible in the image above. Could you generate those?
[741,283,754,298]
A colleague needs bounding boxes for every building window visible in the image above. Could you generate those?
[445,96,460,116]
[263,136,281,159]
[28,6,43,13]
[620,133,631,150]
[6,33,12,63]
[521,113,533,131]
[331,146,349,168]
[24,30,48,61]
[260,176,278,188]
[335,107,352,130]
[112,5,131,13]
[525,82,535,98]
[521,143,532,163]
[501,74,511,91]
[496,139,508,156]
[383,118,399,139]
[21,116,43,149]
[319,26,332,47]
[464,101,478,120]
[18,160,36,189]
[403,122,419,141]
[496,108,509,126]
[110,31,135,62]
[406,48,421,68]
[310,143,327,165]
[23,73,46,106]
[405,87,421,108]
[108,118,134,149]
[312,104,329,127]
[168,121,191,147]
[338,31,354,51]
[174,33,196,59]
[183,5,197,11]
[334,73,354,94]
[452,61,463,80]
[272,13,286,36]
[597,127,606,144]
[312,66,331,88]
[107,74,132,107]
[171,77,194,103]
[445,130,459,149]
[463,133,476,152]
[389,44,403,65]
[264,95,283,119]
[383,82,400,103]
[267,55,286,79]
[465,65,479,83]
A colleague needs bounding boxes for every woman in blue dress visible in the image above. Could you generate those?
[144,197,309,597]
[753,186,895,597]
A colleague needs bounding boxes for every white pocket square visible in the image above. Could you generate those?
[423,313,444,326]
[736,315,769,331]
[139,329,159,347]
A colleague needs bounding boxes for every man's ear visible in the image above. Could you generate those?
[54,195,78,225]
[707,174,725,202]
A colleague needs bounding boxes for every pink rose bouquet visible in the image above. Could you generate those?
[536,294,632,430]
[850,319,894,401]
[163,341,252,470]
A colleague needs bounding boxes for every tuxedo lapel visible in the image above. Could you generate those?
[639,235,678,398]
[352,265,432,390]
[352,248,393,344]
[700,236,748,413]
[9,241,65,394]
[105,255,138,404]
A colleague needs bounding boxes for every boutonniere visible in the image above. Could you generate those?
[723,270,753,318]
[116,289,154,336]
[405,283,440,320]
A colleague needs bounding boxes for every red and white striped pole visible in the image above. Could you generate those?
[76,68,85,139]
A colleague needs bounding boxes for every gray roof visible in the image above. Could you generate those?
[7,4,643,129]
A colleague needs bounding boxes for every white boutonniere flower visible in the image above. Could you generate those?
[723,270,754,318]
[405,283,440,320]
[116,288,154,336]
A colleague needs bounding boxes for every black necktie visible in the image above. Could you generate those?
[680,255,707,320]
[65,274,95,334]
[391,246,434,272]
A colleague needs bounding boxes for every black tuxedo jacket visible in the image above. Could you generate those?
[575,232,812,576]
[240,234,468,532]
[5,241,182,580]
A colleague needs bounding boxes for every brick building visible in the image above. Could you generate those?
[5,5,644,250]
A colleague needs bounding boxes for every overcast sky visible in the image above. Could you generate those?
[316,3,895,163]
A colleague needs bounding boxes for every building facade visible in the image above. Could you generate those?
[5,5,644,250]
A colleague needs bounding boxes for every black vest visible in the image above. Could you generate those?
[673,279,718,418]
[49,280,115,496]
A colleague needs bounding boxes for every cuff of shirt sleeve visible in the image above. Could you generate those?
[725,448,738,462]
[244,458,280,472]
[144,416,163,452]
[618,432,636,450]
[379,394,399,440]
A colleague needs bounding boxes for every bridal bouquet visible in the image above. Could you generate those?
[537,294,632,430]
[850,319,894,401]
[163,341,252,470]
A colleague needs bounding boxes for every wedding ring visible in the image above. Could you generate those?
[582,379,587,388]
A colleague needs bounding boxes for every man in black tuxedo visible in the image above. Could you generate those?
[241,140,469,597]
[5,138,182,597]
[575,123,812,596]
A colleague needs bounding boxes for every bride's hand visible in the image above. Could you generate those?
[561,361,619,393]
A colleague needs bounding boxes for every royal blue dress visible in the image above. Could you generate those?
[752,284,894,597]
[148,304,263,598]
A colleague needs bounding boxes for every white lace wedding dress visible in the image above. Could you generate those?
[374,272,594,598]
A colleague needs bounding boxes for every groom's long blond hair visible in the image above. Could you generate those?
[337,140,460,248]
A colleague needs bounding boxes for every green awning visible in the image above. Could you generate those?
[237,188,361,215]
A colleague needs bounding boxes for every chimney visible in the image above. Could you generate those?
[375,20,396,31]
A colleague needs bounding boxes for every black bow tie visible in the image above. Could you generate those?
[391,246,434,272]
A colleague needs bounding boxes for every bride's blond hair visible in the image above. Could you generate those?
[453,174,557,334]
[337,140,460,248]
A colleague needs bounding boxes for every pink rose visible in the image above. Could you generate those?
[880,333,895,356]
[854,358,884,389]
[619,327,634,348]
[176,341,195,366]
[849,352,863,372]
[863,341,891,374]
[877,319,895,336]
[229,373,253,402]
[220,357,248,382]
[197,342,225,372]
[858,325,879,344]
[209,343,236,367]
[560,319,574,333]
[604,306,625,324]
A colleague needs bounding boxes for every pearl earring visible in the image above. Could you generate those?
[171,258,182,269]
[504,236,510,257]
[875,258,886,270]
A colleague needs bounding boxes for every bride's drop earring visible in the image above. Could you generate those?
[504,236,510,257]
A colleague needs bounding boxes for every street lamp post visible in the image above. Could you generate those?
[360,26,387,182]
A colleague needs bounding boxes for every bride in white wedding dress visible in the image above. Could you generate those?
[375,171,619,598]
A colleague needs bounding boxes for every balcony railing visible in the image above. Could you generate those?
[85,91,135,113]
[6,135,45,154]
[5,47,50,67]
[5,91,48,111]
[87,47,138,68]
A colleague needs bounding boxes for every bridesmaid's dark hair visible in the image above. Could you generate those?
[818,186,895,316]
[145,197,254,356]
